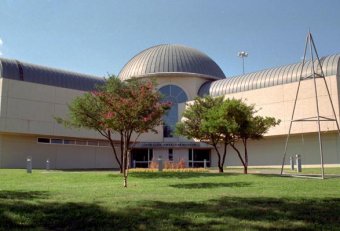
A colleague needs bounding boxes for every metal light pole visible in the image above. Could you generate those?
[238,51,248,74]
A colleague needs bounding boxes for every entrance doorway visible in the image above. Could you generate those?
[131,149,153,168]
[188,149,211,167]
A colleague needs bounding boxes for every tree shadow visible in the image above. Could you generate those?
[169,182,252,189]
[128,172,235,179]
[1,190,340,230]
[138,196,340,230]
[0,190,49,200]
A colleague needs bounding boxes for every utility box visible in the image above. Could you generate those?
[290,156,294,170]
[296,154,302,172]
[27,156,32,173]
[158,156,163,172]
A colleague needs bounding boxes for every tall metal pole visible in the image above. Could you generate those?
[280,33,309,175]
[238,51,248,74]
[281,31,339,179]
[309,32,325,179]
[310,35,340,137]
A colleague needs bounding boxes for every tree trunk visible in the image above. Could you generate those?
[122,139,128,187]
[120,132,124,173]
[243,165,248,174]
[123,168,128,187]
[107,130,123,173]
[243,139,248,174]
[230,143,247,174]
[213,144,224,173]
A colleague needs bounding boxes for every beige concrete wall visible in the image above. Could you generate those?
[1,132,338,169]
[0,78,179,143]
[0,134,118,169]
[220,75,340,136]
[1,73,339,169]
[210,132,340,167]
[0,78,104,139]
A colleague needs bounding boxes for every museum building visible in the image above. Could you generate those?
[0,44,339,169]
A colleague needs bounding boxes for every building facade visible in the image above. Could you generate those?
[0,44,339,169]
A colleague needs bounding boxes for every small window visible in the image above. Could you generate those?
[76,140,87,145]
[64,140,76,145]
[149,149,153,160]
[87,140,99,146]
[51,139,63,144]
[38,138,50,143]
[188,149,192,161]
[99,141,109,146]
[168,149,173,161]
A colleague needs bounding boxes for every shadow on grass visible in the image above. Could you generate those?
[1,190,340,230]
[127,171,233,179]
[169,182,251,189]
[0,190,49,200]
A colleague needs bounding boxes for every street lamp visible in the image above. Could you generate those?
[238,51,248,74]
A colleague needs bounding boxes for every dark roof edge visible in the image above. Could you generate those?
[0,57,105,91]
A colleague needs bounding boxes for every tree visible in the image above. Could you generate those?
[176,96,280,173]
[57,76,170,187]
[230,114,280,174]
[176,96,235,173]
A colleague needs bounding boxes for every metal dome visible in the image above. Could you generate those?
[118,44,225,80]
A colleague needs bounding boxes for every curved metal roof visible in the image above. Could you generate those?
[0,58,105,91]
[198,54,340,97]
[118,44,226,81]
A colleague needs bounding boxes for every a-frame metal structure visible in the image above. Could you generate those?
[280,31,340,179]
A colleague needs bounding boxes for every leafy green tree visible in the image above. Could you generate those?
[176,96,280,173]
[176,96,234,172]
[57,76,170,187]
[230,114,280,174]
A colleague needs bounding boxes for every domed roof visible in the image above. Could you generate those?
[118,44,225,80]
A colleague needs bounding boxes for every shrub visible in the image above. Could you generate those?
[149,161,158,169]
[163,168,208,172]
[177,158,186,169]
[129,168,158,173]
[129,168,208,173]
[164,161,174,169]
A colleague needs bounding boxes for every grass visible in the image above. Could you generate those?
[0,169,340,230]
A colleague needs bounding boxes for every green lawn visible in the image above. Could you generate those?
[1,169,340,230]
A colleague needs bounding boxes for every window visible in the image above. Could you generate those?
[188,149,210,168]
[38,138,50,143]
[87,140,99,146]
[37,137,109,148]
[64,140,76,145]
[99,141,109,146]
[51,139,63,144]
[168,149,173,161]
[131,149,153,168]
[159,85,188,137]
[76,140,87,145]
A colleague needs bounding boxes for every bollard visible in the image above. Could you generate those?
[133,160,136,168]
[296,154,302,173]
[46,159,50,171]
[204,159,207,169]
[158,156,163,172]
[27,156,32,173]
[290,156,294,170]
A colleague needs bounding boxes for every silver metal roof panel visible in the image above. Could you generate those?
[198,53,340,97]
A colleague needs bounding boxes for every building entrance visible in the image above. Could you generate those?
[131,148,153,168]
[188,149,211,167]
